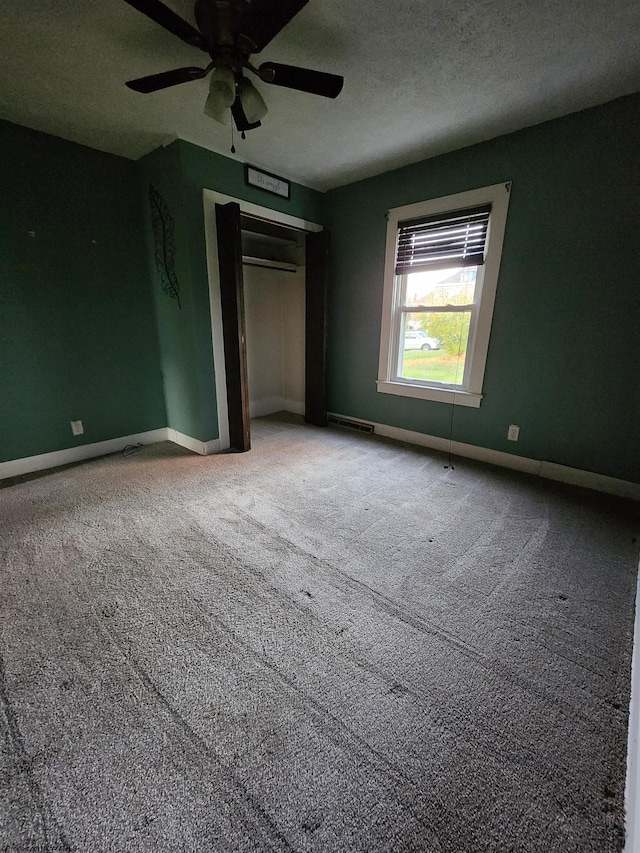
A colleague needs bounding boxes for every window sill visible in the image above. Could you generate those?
[376,379,483,408]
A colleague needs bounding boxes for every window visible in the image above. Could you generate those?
[377,183,511,407]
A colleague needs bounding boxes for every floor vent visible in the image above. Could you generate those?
[328,415,374,435]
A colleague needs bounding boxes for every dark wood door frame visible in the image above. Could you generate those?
[304,230,330,427]
[215,204,329,449]
[215,202,251,452]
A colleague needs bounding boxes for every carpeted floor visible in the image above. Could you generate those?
[1,413,639,852]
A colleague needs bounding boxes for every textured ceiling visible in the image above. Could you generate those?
[0,0,639,191]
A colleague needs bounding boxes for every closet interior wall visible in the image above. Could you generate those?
[241,218,306,418]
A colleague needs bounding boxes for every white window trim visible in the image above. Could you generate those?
[377,182,511,408]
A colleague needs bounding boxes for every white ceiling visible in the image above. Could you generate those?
[0,0,639,191]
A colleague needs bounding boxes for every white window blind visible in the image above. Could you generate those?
[395,204,492,275]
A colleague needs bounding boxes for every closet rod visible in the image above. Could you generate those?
[242,256,298,273]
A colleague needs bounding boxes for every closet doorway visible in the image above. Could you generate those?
[204,190,328,452]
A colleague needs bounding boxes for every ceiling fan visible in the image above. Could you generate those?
[124,0,344,133]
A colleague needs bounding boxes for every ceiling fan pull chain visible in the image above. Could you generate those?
[230,123,236,154]
[241,131,246,140]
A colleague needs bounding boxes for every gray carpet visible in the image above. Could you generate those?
[1,413,638,853]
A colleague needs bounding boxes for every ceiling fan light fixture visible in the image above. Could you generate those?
[204,66,236,124]
[125,0,344,130]
[240,78,268,124]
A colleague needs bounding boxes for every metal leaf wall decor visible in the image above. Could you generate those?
[149,185,181,310]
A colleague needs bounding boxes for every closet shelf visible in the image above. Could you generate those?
[242,255,298,273]
[241,229,298,249]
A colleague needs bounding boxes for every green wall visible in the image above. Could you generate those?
[324,94,640,483]
[136,143,208,442]
[0,121,166,463]
[138,139,325,443]
[3,94,638,484]
[0,119,325,465]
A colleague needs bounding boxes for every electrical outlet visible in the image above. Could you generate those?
[70,420,84,436]
[507,424,520,441]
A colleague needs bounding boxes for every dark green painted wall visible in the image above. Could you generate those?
[324,94,640,483]
[3,95,638,484]
[137,143,210,441]
[138,139,325,443]
[0,121,166,463]
[0,120,326,464]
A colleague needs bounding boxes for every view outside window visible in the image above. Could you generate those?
[398,267,477,386]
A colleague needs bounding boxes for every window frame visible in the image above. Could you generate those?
[377,182,511,408]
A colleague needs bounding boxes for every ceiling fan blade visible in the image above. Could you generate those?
[237,0,308,53]
[124,0,206,49]
[258,62,343,99]
[126,66,208,93]
[231,97,262,132]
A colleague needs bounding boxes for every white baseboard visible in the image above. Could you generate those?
[250,397,305,418]
[283,399,305,416]
[0,427,221,481]
[166,428,221,456]
[0,429,168,481]
[250,397,286,418]
[538,461,639,500]
[329,413,640,501]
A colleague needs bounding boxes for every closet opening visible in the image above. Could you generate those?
[206,191,328,452]
[240,214,307,421]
